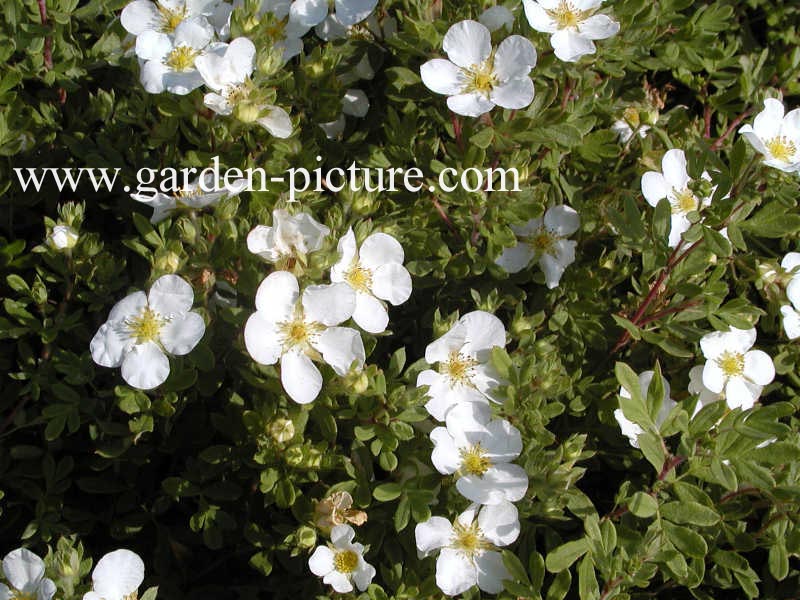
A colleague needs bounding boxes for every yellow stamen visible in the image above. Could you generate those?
[765,136,797,163]
[345,263,373,293]
[10,590,37,600]
[441,351,477,386]
[126,307,165,344]
[463,55,497,96]
[546,1,590,29]
[165,45,199,72]
[158,3,185,33]
[460,443,492,476]
[671,188,698,214]
[451,520,490,557]
[718,351,744,377]
[333,550,360,574]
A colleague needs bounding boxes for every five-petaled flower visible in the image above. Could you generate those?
[244,271,365,404]
[90,274,206,390]
[417,311,506,421]
[641,149,715,248]
[430,402,528,505]
[420,20,537,117]
[739,98,800,173]
[308,524,376,593]
[495,204,580,288]
[699,327,775,411]
[83,549,144,600]
[522,0,619,62]
[120,0,221,37]
[415,501,520,596]
[330,228,412,334]
[0,548,57,600]
[247,209,330,265]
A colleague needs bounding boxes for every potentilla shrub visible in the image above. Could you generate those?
[1,0,800,599]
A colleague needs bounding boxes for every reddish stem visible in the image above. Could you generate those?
[37,0,53,70]
[431,195,457,235]
[451,113,463,152]
[703,104,713,139]
[711,108,753,151]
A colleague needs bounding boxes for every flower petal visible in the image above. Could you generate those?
[359,232,404,268]
[371,263,412,305]
[443,20,492,69]
[334,0,377,27]
[323,570,353,593]
[482,419,523,461]
[478,501,520,547]
[522,0,557,33]
[435,548,477,596]
[257,106,293,139]
[550,29,595,62]
[493,35,537,81]
[489,77,534,110]
[3,548,45,592]
[281,350,322,404]
[781,305,800,339]
[415,517,453,557]
[121,342,170,390]
[160,311,205,355]
[577,14,620,40]
[641,171,668,206]
[544,205,580,236]
[302,283,356,326]
[351,292,389,334]
[424,324,467,364]
[135,30,171,61]
[744,350,775,386]
[725,377,762,411]
[702,360,726,394]
[148,275,194,316]
[753,98,784,139]
[475,551,511,594]
[460,311,506,358]
[254,271,299,317]
[496,242,535,273]
[787,277,800,309]
[311,326,365,375]
[289,0,328,27]
[92,550,144,599]
[457,464,528,504]
[91,321,132,368]
[479,6,515,32]
[661,149,690,191]
[447,93,495,117]
[308,546,334,576]
[244,311,284,365]
[109,291,148,323]
[121,0,161,35]
[330,523,356,546]
[430,427,461,474]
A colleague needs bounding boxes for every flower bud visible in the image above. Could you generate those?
[269,418,295,443]
[48,225,78,250]
[154,250,182,273]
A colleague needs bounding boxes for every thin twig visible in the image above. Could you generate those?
[711,108,752,150]
[37,0,53,70]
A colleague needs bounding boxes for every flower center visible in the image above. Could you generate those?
[175,186,203,199]
[165,45,199,72]
[765,136,797,163]
[717,351,745,377]
[158,3,185,32]
[441,351,477,386]
[547,1,588,29]
[126,307,165,344]
[464,58,497,96]
[622,106,640,128]
[264,16,288,38]
[345,263,373,293]
[460,443,492,476]
[451,521,490,558]
[671,188,698,214]
[10,590,37,600]
[333,550,360,574]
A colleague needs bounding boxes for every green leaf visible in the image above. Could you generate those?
[664,522,708,558]
[660,501,719,526]
[629,492,658,518]
[545,538,589,573]
[741,202,800,238]
[372,483,402,502]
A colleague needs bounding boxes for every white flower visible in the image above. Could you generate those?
[247,209,330,263]
[83,549,144,600]
[420,20,536,117]
[244,271,365,404]
[308,524,375,593]
[48,224,79,250]
[120,0,221,36]
[258,0,309,60]
[0,548,56,600]
[522,0,619,62]
[416,311,506,421]
[688,364,722,409]
[479,6,515,32]
[611,108,650,144]
[495,205,580,288]
[641,149,714,248]
[431,402,528,505]
[700,327,775,411]
[330,229,412,334]
[289,0,377,31]
[131,171,247,223]
[614,370,676,449]
[90,275,206,390]
[415,502,519,596]
[319,89,370,139]
[136,17,216,94]
[739,98,800,173]
[780,252,800,340]
[195,37,293,138]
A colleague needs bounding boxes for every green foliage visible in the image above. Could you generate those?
[1,0,800,599]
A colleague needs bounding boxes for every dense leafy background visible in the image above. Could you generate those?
[1,0,800,598]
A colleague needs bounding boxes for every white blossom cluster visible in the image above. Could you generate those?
[413,311,527,596]
[0,547,144,600]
